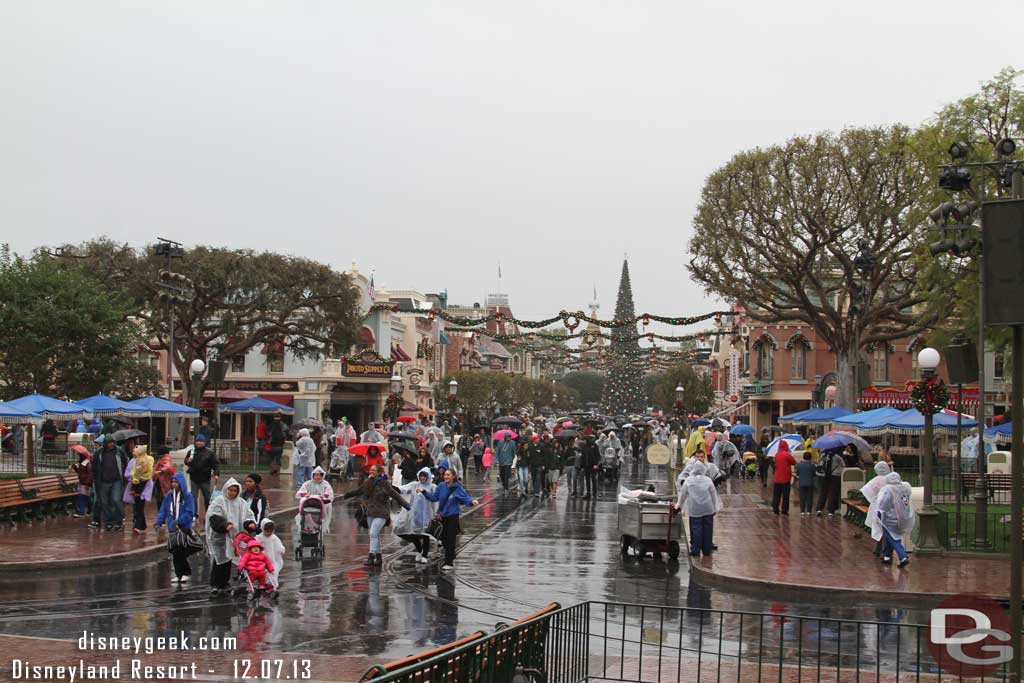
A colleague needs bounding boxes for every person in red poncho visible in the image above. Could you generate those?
[362,445,386,478]
[772,440,797,515]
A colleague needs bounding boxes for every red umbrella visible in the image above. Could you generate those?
[346,443,382,457]
[71,444,91,458]
[396,416,416,424]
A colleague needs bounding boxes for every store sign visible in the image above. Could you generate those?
[342,350,394,378]
[172,380,298,392]
[405,367,423,387]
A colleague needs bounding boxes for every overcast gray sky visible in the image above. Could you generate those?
[1,1,1021,329]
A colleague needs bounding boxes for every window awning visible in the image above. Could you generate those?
[439,330,450,345]
[391,344,412,361]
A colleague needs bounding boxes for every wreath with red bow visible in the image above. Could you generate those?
[910,376,949,415]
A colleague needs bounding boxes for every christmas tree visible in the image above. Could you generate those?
[601,259,646,414]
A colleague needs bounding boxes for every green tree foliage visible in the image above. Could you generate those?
[650,365,714,415]
[560,370,605,406]
[435,371,577,422]
[0,247,158,400]
[601,260,646,414]
[60,239,361,405]
[687,126,933,409]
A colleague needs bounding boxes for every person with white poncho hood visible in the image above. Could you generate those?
[205,477,256,596]
[396,467,438,563]
[874,472,915,567]
[860,461,892,556]
[296,466,333,533]
[673,461,723,557]
[293,429,317,488]
[259,519,286,592]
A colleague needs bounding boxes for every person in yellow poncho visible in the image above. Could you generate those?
[684,426,706,459]
[128,445,154,535]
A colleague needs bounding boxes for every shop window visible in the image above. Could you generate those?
[872,347,889,383]
[790,346,806,380]
[757,345,773,380]
[268,352,284,374]
[994,353,1005,380]
[230,354,246,373]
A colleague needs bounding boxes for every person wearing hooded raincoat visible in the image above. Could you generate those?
[259,519,286,590]
[875,472,915,566]
[861,461,891,554]
[441,441,463,481]
[205,477,256,595]
[397,467,437,563]
[124,445,155,534]
[771,440,797,515]
[294,428,316,488]
[343,464,410,566]
[675,461,722,557]
[156,472,197,582]
[295,466,333,533]
[684,426,706,459]
[677,453,721,488]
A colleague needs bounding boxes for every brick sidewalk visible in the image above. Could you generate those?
[688,479,1010,604]
[0,474,355,572]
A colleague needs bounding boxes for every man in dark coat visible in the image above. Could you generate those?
[579,436,600,500]
[185,434,220,519]
[89,435,126,530]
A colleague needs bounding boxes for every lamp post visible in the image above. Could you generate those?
[674,384,686,469]
[389,370,404,427]
[189,358,206,448]
[448,379,459,419]
[916,347,943,554]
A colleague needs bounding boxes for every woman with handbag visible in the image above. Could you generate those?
[155,472,199,584]
[343,464,410,567]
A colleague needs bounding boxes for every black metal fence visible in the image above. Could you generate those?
[361,600,1009,682]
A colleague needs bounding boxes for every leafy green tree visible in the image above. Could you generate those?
[560,371,605,406]
[650,365,714,415]
[60,239,362,406]
[688,126,933,409]
[0,247,157,400]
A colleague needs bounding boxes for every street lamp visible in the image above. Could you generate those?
[189,358,206,447]
[448,379,458,397]
[388,370,404,427]
[916,347,943,554]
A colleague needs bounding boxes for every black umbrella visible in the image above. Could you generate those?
[388,431,418,440]
[111,428,146,442]
[290,417,324,431]
[491,416,523,428]
[555,429,580,440]
[391,441,417,456]
[601,426,620,434]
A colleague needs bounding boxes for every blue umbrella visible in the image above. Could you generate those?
[766,434,803,457]
[0,402,42,426]
[220,396,294,415]
[128,396,200,416]
[858,408,978,436]
[690,418,711,427]
[812,430,871,453]
[984,422,1011,445]
[6,393,91,421]
[793,407,854,424]
[76,393,150,418]
[832,407,903,428]
[731,424,755,437]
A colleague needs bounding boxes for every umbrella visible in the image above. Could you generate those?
[831,407,903,429]
[70,444,91,458]
[75,394,150,418]
[554,429,580,440]
[492,429,519,441]
[621,423,634,429]
[690,418,711,427]
[390,441,417,456]
[731,424,755,437]
[111,428,147,442]
[388,431,418,440]
[0,402,41,426]
[709,418,732,430]
[492,416,523,428]
[766,434,803,457]
[290,418,324,431]
[555,416,572,423]
[813,430,871,453]
[220,397,294,415]
[128,396,200,416]
[347,442,384,457]
[396,416,417,424]
[6,393,92,421]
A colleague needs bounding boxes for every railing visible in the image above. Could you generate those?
[358,600,1008,683]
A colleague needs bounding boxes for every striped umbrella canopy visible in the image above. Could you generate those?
[75,393,150,418]
[0,402,42,427]
[6,393,91,421]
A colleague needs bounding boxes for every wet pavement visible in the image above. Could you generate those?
[699,479,1010,602]
[0,465,945,681]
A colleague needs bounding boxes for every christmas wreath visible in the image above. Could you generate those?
[910,376,949,415]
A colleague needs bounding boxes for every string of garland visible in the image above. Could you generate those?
[910,376,949,415]
[445,326,738,344]
[369,303,731,330]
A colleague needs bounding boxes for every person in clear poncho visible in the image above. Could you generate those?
[205,477,256,596]
[861,461,891,555]
[295,466,333,533]
[396,467,438,563]
[674,461,723,557]
[874,472,915,567]
[677,452,721,489]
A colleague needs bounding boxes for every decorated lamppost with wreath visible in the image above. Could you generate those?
[447,378,459,421]
[913,347,947,554]
[673,383,687,467]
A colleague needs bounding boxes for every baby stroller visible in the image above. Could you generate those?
[327,446,348,483]
[232,565,269,600]
[295,497,326,560]
[599,448,621,483]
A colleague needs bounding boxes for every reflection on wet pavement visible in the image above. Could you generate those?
[0,465,929,669]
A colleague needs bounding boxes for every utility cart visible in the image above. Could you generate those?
[617,496,681,560]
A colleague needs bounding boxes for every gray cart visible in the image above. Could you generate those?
[617,497,681,560]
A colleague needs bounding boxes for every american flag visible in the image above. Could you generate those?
[368,273,376,300]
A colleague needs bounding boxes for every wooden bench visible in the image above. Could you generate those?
[842,498,869,526]
[0,475,77,525]
[960,473,1012,501]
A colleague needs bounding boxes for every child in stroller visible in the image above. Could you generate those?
[599,447,622,483]
[232,520,259,559]
[294,495,326,559]
[236,541,276,599]
[328,446,348,483]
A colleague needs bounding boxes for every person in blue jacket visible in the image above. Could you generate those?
[418,468,479,571]
[155,472,198,583]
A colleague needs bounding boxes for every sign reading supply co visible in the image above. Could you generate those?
[342,351,395,378]
[172,380,298,392]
